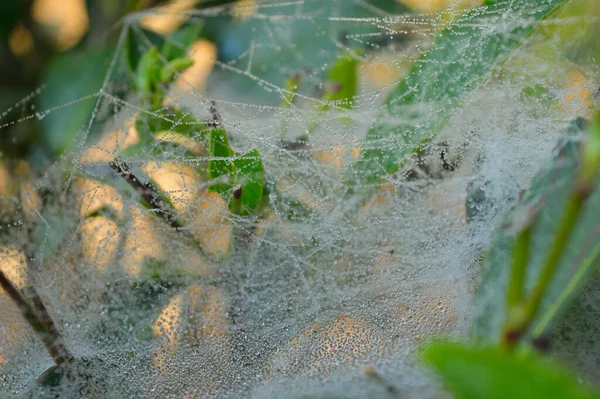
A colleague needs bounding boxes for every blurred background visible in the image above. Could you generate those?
[0,0,493,163]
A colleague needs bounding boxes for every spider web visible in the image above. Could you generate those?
[0,0,598,397]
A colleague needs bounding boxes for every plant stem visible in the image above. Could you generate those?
[502,113,600,349]
[0,268,72,366]
[502,223,532,348]
[531,236,600,339]
[507,225,532,309]
[523,189,587,328]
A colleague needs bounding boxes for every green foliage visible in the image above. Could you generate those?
[39,49,112,156]
[131,108,211,151]
[125,24,199,107]
[125,23,202,76]
[320,50,359,110]
[281,73,300,108]
[422,341,600,399]
[161,24,203,61]
[124,26,164,74]
[208,129,265,216]
[473,118,600,343]
[346,0,569,201]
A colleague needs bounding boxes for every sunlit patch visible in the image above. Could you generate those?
[76,178,124,222]
[313,144,361,181]
[312,314,379,366]
[152,284,229,369]
[268,314,383,378]
[153,294,183,371]
[144,161,232,256]
[80,117,139,163]
[0,248,30,370]
[189,192,231,255]
[396,282,458,343]
[174,39,218,93]
[140,0,199,35]
[143,161,199,213]
[122,209,164,276]
[232,0,258,21]
[79,217,120,271]
[0,248,27,288]
[0,163,13,196]
[32,0,89,51]
[360,57,403,91]
[559,69,596,119]
[8,23,34,57]
[20,181,42,221]
[185,284,229,341]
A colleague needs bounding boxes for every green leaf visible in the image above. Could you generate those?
[208,128,234,194]
[122,140,200,160]
[473,119,600,342]
[320,50,359,110]
[422,342,600,399]
[39,49,112,156]
[139,108,210,138]
[281,73,301,108]
[159,57,195,83]
[123,25,169,76]
[124,25,142,75]
[233,149,265,215]
[161,23,203,61]
[345,0,569,202]
[208,129,265,215]
[133,108,211,156]
[135,46,161,93]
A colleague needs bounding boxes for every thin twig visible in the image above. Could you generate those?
[108,157,208,257]
[0,267,72,366]
[24,286,73,364]
[109,158,182,229]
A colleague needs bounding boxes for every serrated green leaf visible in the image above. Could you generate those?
[161,23,203,61]
[473,120,600,342]
[345,0,569,202]
[208,130,265,215]
[422,342,600,399]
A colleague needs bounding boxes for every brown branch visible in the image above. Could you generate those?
[109,158,182,230]
[108,158,208,257]
[0,267,72,366]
